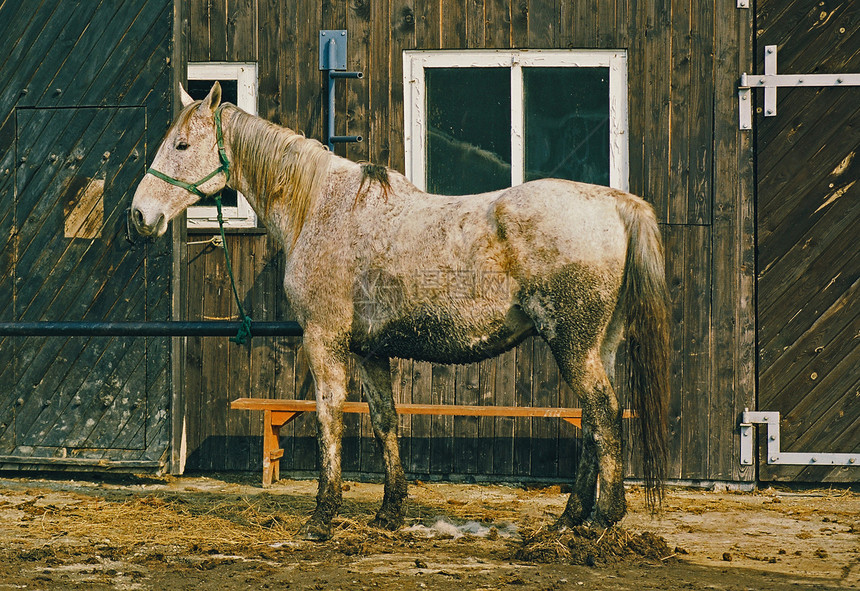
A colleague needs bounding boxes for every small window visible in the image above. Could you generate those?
[404,50,628,195]
[186,62,258,229]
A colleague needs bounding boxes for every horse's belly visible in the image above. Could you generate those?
[350,305,535,364]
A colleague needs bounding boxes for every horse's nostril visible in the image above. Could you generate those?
[132,208,144,228]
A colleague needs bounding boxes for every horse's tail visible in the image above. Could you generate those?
[616,194,670,512]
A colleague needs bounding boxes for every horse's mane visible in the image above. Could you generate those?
[226,106,331,247]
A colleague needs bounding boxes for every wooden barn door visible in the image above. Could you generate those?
[0,0,174,469]
[755,1,859,481]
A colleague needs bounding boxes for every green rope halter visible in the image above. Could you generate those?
[148,105,253,345]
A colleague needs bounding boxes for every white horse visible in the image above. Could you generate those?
[132,83,669,541]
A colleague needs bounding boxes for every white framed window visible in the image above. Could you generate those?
[186,62,258,229]
[403,50,628,195]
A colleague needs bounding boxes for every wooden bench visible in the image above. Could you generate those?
[230,398,633,486]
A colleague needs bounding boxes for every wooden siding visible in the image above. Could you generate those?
[0,0,175,469]
[181,0,755,482]
[755,0,859,482]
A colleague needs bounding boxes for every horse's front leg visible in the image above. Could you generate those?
[357,356,407,530]
[298,332,349,541]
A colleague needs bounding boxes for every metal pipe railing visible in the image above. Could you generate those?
[0,321,303,337]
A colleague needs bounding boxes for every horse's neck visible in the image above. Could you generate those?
[222,107,273,215]
[223,106,334,248]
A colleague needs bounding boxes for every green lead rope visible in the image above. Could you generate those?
[214,193,253,345]
[210,107,251,344]
[148,104,250,343]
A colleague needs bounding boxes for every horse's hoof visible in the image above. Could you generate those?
[586,509,622,530]
[551,511,585,532]
[298,519,333,541]
[369,512,404,531]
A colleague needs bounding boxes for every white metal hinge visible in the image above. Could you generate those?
[737,0,749,8]
[738,45,860,129]
[740,409,859,467]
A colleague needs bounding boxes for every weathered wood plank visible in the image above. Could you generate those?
[681,225,711,480]
[757,91,859,198]
[12,0,103,106]
[409,361,433,475]
[441,0,466,48]
[454,362,480,474]
[513,339,533,476]
[0,1,76,111]
[718,0,754,483]
[528,0,558,46]
[225,236,253,470]
[75,1,171,107]
[492,349,516,475]
[476,358,496,475]
[760,263,860,412]
[759,1,858,76]
[759,208,859,359]
[188,0,210,61]
[257,0,282,123]
[415,0,441,48]
[346,0,371,163]
[643,0,670,222]
[200,245,230,470]
[208,0,228,61]
[511,0,528,48]
[0,0,43,79]
[687,0,713,224]
[370,0,392,166]
[625,0,645,198]
[351,357,371,475]
[430,364,455,474]
[663,226,685,479]
[465,0,485,48]
[484,0,510,48]
[391,358,414,473]
[227,0,255,61]
[599,0,621,48]
[667,0,691,224]
[531,339,559,477]
[389,0,416,173]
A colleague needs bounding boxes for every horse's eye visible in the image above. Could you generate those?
[175,141,189,151]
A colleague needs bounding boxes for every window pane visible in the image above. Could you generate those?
[188,79,239,207]
[524,67,609,186]
[426,68,511,195]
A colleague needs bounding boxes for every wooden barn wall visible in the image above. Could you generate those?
[0,0,176,471]
[180,0,755,483]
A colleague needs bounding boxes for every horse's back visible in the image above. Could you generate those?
[492,179,629,275]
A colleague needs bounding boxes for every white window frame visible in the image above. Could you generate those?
[403,49,629,192]
[186,62,258,229]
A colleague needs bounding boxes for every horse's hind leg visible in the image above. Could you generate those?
[555,347,626,528]
[558,421,598,528]
[358,356,408,530]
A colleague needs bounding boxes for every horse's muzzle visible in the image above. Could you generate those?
[131,206,166,237]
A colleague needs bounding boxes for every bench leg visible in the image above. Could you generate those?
[262,410,298,487]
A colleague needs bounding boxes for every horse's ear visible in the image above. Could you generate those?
[180,83,194,107]
[202,81,222,114]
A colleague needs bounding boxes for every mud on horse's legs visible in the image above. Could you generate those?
[358,356,408,530]
[298,334,349,541]
[557,423,599,528]
[555,349,626,529]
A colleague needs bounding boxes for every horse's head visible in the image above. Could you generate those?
[131,82,228,236]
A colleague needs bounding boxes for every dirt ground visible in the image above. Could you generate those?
[0,473,856,590]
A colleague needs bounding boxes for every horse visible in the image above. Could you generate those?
[131,82,669,541]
